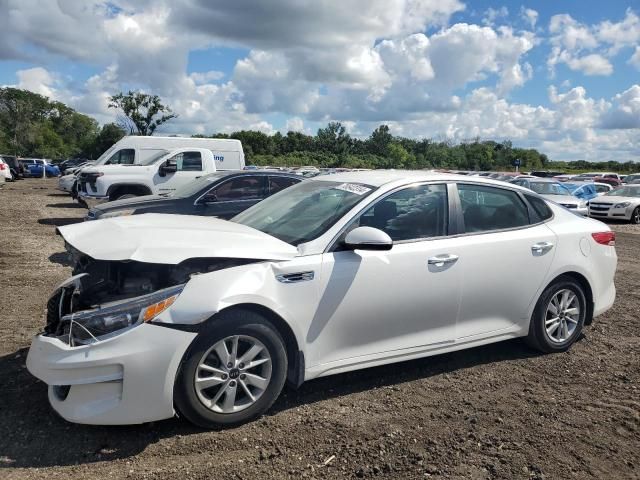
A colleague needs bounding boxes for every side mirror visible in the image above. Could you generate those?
[343,226,393,251]
[159,162,177,177]
[200,193,217,205]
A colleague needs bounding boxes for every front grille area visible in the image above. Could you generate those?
[589,203,612,212]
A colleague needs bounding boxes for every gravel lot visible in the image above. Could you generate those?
[1,179,638,480]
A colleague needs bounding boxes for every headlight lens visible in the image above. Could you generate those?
[60,284,184,345]
[100,208,136,219]
[613,202,631,208]
[578,200,587,208]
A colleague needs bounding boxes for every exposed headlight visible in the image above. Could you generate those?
[60,284,184,345]
[613,202,631,208]
[578,200,587,208]
[100,208,136,219]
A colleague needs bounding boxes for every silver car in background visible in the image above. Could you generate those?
[588,185,640,224]
[511,178,588,215]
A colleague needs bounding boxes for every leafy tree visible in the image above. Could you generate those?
[108,91,177,136]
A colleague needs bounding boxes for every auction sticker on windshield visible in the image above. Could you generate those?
[335,183,372,195]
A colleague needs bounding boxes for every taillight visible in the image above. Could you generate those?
[592,231,616,246]
[0,163,5,170]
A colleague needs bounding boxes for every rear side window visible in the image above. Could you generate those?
[210,176,265,201]
[525,194,553,222]
[107,149,135,165]
[269,176,300,195]
[458,184,530,233]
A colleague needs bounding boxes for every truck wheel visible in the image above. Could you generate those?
[174,309,288,428]
[115,193,137,201]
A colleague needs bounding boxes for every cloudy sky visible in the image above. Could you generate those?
[0,0,639,161]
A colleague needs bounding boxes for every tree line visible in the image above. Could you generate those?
[0,88,637,173]
[0,88,125,159]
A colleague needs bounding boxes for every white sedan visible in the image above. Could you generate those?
[27,171,617,428]
[588,184,640,224]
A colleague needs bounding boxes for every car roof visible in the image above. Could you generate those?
[310,169,534,192]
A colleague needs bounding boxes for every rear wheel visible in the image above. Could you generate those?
[631,207,640,225]
[174,310,287,428]
[526,277,586,353]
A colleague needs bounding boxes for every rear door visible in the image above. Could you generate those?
[444,183,557,340]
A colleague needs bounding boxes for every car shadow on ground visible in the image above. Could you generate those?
[46,202,84,209]
[37,218,83,227]
[47,193,69,197]
[0,338,544,469]
[48,251,73,267]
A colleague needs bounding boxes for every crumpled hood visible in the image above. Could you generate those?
[57,213,298,264]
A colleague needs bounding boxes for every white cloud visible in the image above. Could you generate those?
[565,54,614,76]
[15,67,57,97]
[600,85,640,129]
[548,9,640,77]
[189,71,224,84]
[521,8,538,29]
[2,1,639,162]
[629,46,640,70]
[482,7,508,27]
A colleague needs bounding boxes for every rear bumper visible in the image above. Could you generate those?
[26,323,197,425]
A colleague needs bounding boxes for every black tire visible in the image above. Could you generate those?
[115,193,137,201]
[174,309,288,428]
[526,276,587,353]
[631,207,640,225]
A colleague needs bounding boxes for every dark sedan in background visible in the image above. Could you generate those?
[86,170,303,220]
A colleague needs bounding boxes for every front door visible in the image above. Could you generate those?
[307,183,461,368]
[154,151,204,194]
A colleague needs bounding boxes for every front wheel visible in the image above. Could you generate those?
[115,193,137,201]
[526,277,587,353]
[174,310,288,428]
[631,207,640,225]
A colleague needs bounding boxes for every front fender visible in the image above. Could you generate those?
[154,261,318,360]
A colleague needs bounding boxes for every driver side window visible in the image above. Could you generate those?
[352,184,448,242]
[167,151,202,171]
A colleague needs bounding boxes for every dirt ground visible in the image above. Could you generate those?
[0,178,638,480]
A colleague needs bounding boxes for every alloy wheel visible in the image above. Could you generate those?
[194,335,272,414]
[544,289,580,344]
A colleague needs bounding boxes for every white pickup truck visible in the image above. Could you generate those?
[77,148,231,207]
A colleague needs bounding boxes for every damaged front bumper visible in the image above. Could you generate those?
[27,323,197,425]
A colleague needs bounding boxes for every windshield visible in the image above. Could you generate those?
[172,173,229,198]
[605,186,640,198]
[139,150,172,166]
[232,180,376,246]
[529,182,572,195]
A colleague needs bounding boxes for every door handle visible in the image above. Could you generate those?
[428,254,459,267]
[531,241,554,254]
